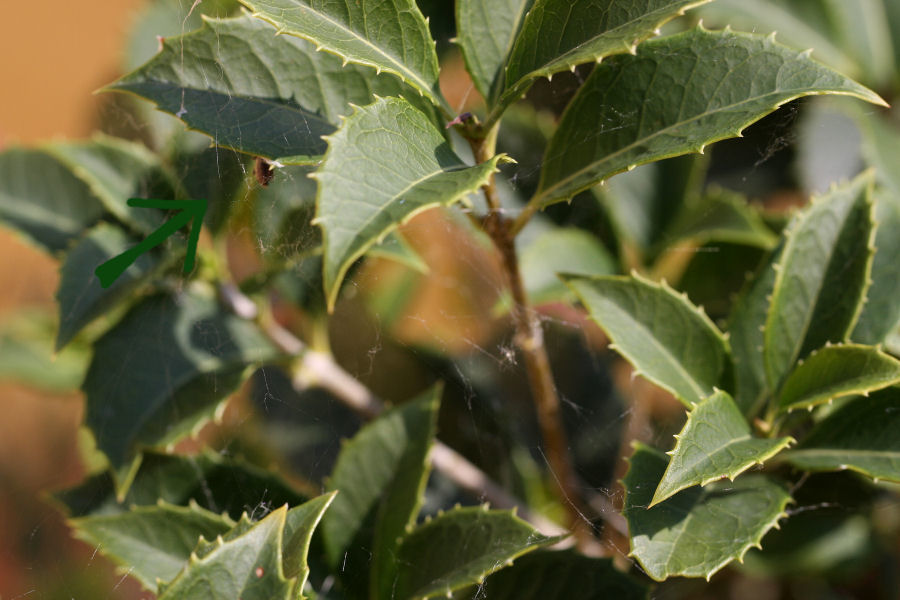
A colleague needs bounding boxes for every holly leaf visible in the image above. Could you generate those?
[313,97,508,309]
[106,15,434,164]
[564,274,731,407]
[455,0,533,102]
[493,0,713,119]
[652,390,793,506]
[784,387,900,483]
[0,148,105,253]
[776,344,900,413]
[69,502,234,592]
[283,493,337,598]
[393,507,560,600]
[536,26,886,207]
[158,506,293,600]
[624,443,792,581]
[764,173,875,389]
[238,0,444,108]
[82,287,281,481]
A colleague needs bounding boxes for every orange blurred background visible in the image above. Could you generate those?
[0,1,148,597]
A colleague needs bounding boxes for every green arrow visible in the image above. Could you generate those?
[94,198,206,288]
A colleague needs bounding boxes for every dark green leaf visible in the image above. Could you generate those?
[83,286,280,476]
[536,27,886,206]
[0,148,105,253]
[564,274,731,406]
[313,97,508,309]
[652,390,793,506]
[320,386,440,597]
[777,344,900,413]
[624,443,792,581]
[238,0,443,107]
[254,165,320,259]
[394,507,559,600]
[764,173,876,389]
[494,0,713,119]
[70,502,234,592]
[159,506,293,599]
[784,387,900,482]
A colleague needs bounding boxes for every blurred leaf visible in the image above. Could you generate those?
[652,390,793,506]
[314,96,507,309]
[70,502,234,592]
[565,274,731,406]
[238,0,443,107]
[82,287,280,478]
[46,134,172,234]
[453,549,649,600]
[784,387,900,482]
[158,506,293,600]
[174,145,250,234]
[822,0,896,91]
[796,99,864,195]
[0,148,105,253]
[494,0,713,118]
[777,344,900,413]
[56,223,171,349]
[394,507,559,600]
[254,165,320,260]
[764,173,875,389]
[0,311,88,391]
[519,227,617,307]
[321,386,440,597]
[623,443,792,581]
[366,232,429,275]
[537,27,885,206]
[667,189,776,249]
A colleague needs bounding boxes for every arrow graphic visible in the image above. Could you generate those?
[94,198,207,288]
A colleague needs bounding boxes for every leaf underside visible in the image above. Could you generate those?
[624,443,792,581]
[564,274,731,406]
[537,26,885,206]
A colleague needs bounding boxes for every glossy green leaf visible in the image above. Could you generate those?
[55,223,170,349]
[70,502,234,592]
[764,174,876,389]
[652,390,793,506]
[320,386,440,595]
[536,27,886,206]
[46,134,171,235]
[455,0,533,102]
[283,493,337,597]
[83,287,280,474]
[0,148,105,253]
[456,549,649,600]
[777,344,900,413]
[57,450,306,520]
[784,387,900,482]
[494,0,713,119]
[159,506,293,600]
[726,247,780,416]
[519,227,616,306]
[313,97,508,309]
[624,443,792,581]
[107,15,432,163]
[238,0,443,108]
[394,507,559,600]
[564,274,731,406]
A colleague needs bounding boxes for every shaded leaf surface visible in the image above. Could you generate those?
[394,508,558,600]
[565,274,731,406]
[70,502,234,591]
[537,27,885,205]
[777,344,900,412]
[0,148,105,253]
[784,387,900,482]
[314,97,506,308]
[764,174,875,389]
[83,287,280,472]
[283,493,337,597]
[653,391,793,506]
[495,0,713,118]
[239,0,442,106]
[624,443,791,581]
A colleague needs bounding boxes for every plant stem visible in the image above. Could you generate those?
[468,129,594,547]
